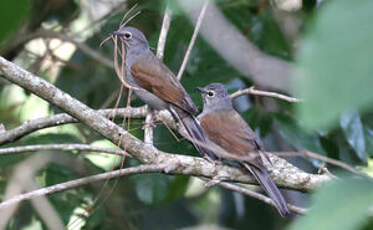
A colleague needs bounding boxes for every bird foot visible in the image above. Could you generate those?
[142,110,160,129]
[204,175,227,188]
[142,121,156,129]
[203,155,220,165]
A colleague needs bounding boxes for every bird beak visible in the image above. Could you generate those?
[196,87,205,93]
[112,31,123,36]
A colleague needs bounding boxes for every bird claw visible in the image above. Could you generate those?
[142,121,156,129]
[204,175,227,188]
[203,155,220,165]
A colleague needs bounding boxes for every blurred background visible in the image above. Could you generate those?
[0,0,372,230]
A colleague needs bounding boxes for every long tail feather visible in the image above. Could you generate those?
[169,106,218,161]
[243,163,290,217]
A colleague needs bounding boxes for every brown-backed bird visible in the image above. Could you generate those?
[113,26,217,160]
[197,83,290,217]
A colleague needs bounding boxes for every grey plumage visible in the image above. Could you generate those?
[114,26,217,160]
[119,27,169,111]
[198,83,290,217]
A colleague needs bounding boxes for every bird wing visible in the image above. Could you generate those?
[200,109,265,167]
[131,55,198,115]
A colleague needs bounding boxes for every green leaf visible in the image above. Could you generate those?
[154,125,197,156]
[295,0,373,129]
[132,174,173,205]
[0,0,30,43]
[288,177,373,230]
[364,128,373,157]
[84,140,122,171]
[249,10,290,59]
[361,112,373,157]
[164,175,190,202]
[273,113,325,155]
[340,111,367,162]
[23,133,81,145]
[85,207,106,229]
[50,191,88,225]
[241,108,273,137]
[45,163,76,186]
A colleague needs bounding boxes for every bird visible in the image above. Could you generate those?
[197,83,290,217]
[112,26,217,161]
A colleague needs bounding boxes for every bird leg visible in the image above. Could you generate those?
[204,175,228,188]
[142,110,157,129]
[203,154,220,165]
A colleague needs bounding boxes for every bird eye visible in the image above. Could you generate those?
[207,91,215,97]
[124,32,132,39]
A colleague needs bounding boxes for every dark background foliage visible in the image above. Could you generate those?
[0,0,372,229]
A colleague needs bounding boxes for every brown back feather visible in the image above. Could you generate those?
[131,56,198,115]
[200,109,265,168]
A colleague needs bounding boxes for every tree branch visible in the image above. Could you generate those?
[218,182,308,215]
[0,164,166,210]
[176,1,209,81]
[144,4,173,145]
[178,0,292,91]
[0,107,148,145]
[38,29,113,68]
[0,56,331,197]
[230,86,301,103]
[0,154,64,230]
[0,163,308,215]
[156,6,172,60]
[276,151,361,175]
[0,144,129,157]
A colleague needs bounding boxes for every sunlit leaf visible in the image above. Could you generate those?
[84,140,122,171]
[132,174,173,205]
[288,177,373,230]
[296,0,373,129]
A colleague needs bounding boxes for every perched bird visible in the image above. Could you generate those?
[112,26,217,160]
[197,83,290,217]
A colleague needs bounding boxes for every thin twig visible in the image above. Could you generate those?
[0,161,308,216]
[38,29,113,68]
[0,55,333,192]
[1,1,128,58]
[0,107,148,145]
[178,0,292,91]
[124,88,133,130]
[143,5,173,144]
[0,164,166,210]
[0,144,130,157]
[176,1,209,81]
[219,182,308,215]
[120,10,142,30]
[0,154,63,230]
[144,113,154,145]
[119,3,139,28]
[0,108,355,177]
[156,6,172,60]
[1,111,355,177]
[230,86,300,103]
[113,36,143,91]
[276,151,361,175]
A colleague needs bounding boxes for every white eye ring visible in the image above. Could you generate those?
[124,32,132,39]
[207,91,215,97]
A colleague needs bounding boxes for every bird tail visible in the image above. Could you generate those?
[243,163,290,218]
[169,106,218,161]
